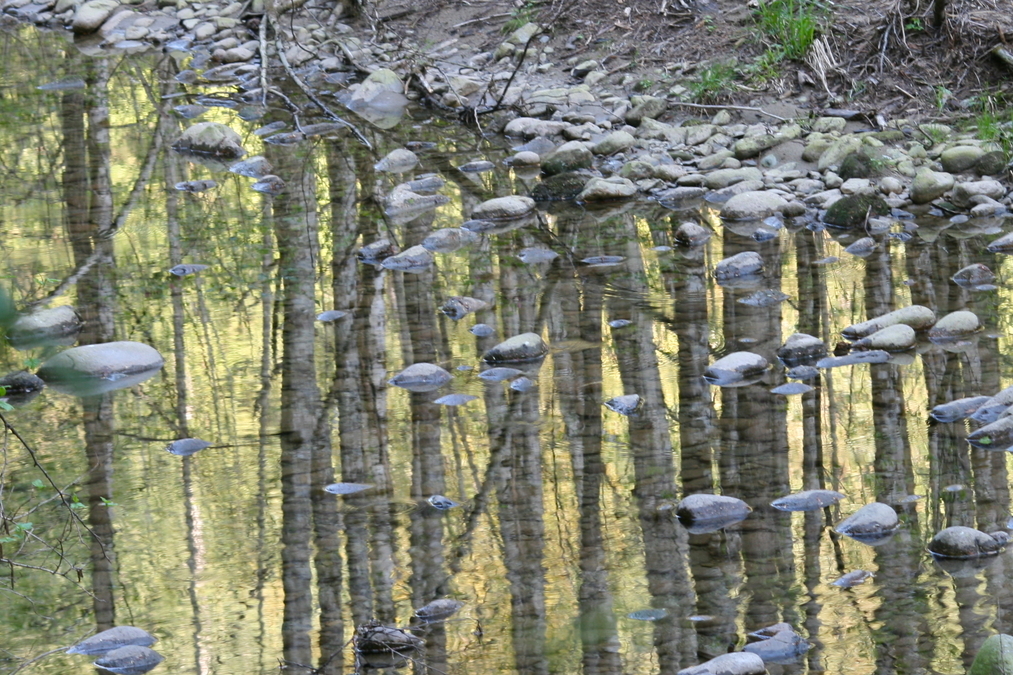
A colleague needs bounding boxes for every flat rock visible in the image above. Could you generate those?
[471,195,535,220]
[37,342,164,396]
[771,490,845,512]
[388,363,452,392]
[577,176,637,201]
[676,493,751,530]
[721,190,787,220]
[677,652,766,675]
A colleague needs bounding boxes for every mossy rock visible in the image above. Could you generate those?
[839,152,874,180]
[531,172,589,201]
[823,194,890,228]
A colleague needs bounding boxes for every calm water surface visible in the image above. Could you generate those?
[2,22,1013,675]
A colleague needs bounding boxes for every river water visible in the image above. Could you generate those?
[2,21,1013,675]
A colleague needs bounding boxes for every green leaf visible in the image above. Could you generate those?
[31,479,44,489]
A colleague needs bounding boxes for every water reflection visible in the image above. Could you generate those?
[4,25,1013,675]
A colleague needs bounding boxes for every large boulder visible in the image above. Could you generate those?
[911,167,955,204]
[940,145,985,174]
[37,342,164,396]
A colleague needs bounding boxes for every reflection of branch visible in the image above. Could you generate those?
[270,15,372,150]
[0,415,106,555]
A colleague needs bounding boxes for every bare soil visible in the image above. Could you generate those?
[369,0,1013,122]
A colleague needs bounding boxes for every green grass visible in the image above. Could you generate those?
[689,62,738,103]
[754,0,821,60]
[969,92,1013,159]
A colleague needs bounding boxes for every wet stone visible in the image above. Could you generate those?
[440,296,488,320]
[673,221,712,247]
[8,305,81,349]
[229,156,273,178]
[786,365,820,380]
[967,415,1013,451]
[172,122,245,159]
[92,645,164,675]
[714,251,764,282]
[67,626,157,655]
[433,394,477,406]
[832,570,874,588]
[969,385,1013,424]
[816,350,891,368]
[835,502,899,542]
[477,367,523,382]
[676,493,751,533]
[415,598,464,621]
[422,228,480,254]
[677,651,765,675]
[604,394,642,415]
[851,324,916,352]
[842,305,937,341]
[324,482,373,495]
[357,239,395,263]
[165,438,212,456]
[928,526,1007,559]
[738,289,790,308]
[374,148,418,173]
[930,395,990,423]
[770,382,813,395]
[952,263,995,288]
[777,333,827,367]
[380,245,433,273]
[470,323,495,337]
[928,310,980,340]
[482,332,548,363]
[510,376,535,392]
[387,363,452,392]
[705,351,769,387]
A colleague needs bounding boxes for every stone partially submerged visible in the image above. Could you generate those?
[835,502,899,544]
[482,333,549,363]
[841,305,937,341]
[776,333,827,367]
[927,310,981,341]
[8,305,81,349]
[713,251,764,283]
[677,651,765,675]
[387,363,452,392]
[67,626,157,655]
[771,489,845,512]
[37,342,164,396]
[930,395,990,423]
[676,493,751,533]
[172,122,245,160]
[704,352,769,387]
[851,324,916,352]
[92,646,164,675]
[967,416,1013,451]
[928,526,1008,559]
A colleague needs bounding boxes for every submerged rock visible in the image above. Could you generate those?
[928,526,1008,559]
[676,493,751,533]
[37,342,164,396]
[704,351,769,387]
[816,350,891,368]
[387,363,452,392]
[354,621,424,654]
[165,438,212,457]
[743,624,809,663]
[771,489,845,512]
[832,569,874,588]
[482,333,548,363]
[477,367,524,382]
[414,598,464,622]
[835,502,899,543]
[842,305,937,340]
[823,193,890,228]
[374,148,418,173]
[422,228,479,253]
[357,239,395,263]
[67,626,157,655]
[531,172,589,201]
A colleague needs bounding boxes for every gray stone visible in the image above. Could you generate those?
[71,0,118,32]
[703,167,763,189]
[940,144,985,173]
[851,324,916,352]
[720,190,787,220]
[67,626,157,655]
[625,95,666,125]
[714,251,763,281]
[618,160,656,181]
[776,333,827,366]
[506,21,540,45]
[350,68,403,104]
[380,245,434,272]
[482,332,549,363]
[172,122,245,159]
[540,140,592,175]
[577,177,638,201]
[388,363,452,392]
[676,493,751,527]
[8,305,81,348]
[928,310,980,340]
[929,526,1006,559]
[472,195,535,220]
[836,502,899,539]
[705,351,769,385]
[911,167,954,204]
[223,46,253,62]
[968,415,1013,451]
[842,305,937,340]
[951,179,1005,208]
[37,342,164,395]
[635,117,685,144]
[823,193,890,228]
[677,652,765,675]
[592,130,636,156]
[811,116,846,133]
[93,646,164,674]
[817,136,864,171]
[771,490,845,512]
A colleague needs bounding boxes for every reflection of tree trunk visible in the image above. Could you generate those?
[608,215,695,671]
[64,56,118,632]
[863,242,928,675]
[268,139,319,667]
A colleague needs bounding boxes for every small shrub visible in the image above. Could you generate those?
[689,62,738,103]
[754,0,821,60]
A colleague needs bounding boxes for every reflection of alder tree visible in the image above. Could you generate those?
[0,414,100,597]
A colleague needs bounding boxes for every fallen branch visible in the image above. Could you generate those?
[665,100,790,121]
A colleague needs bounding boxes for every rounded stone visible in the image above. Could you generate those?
[928,310,980,340]
[835,502,898,538]
[482,332,549,363]
[471,195,535,221]
[851,324,916,352]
